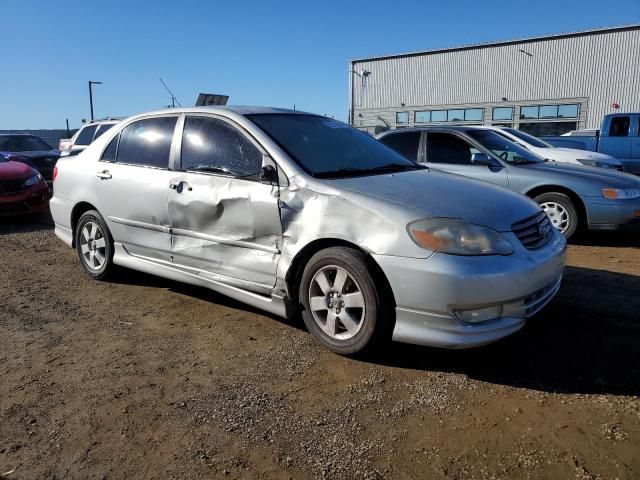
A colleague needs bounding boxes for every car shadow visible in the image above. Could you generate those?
[108,267,306,332]
[572,223,640,247]
[0,211,54,235]
[371,265,640,396]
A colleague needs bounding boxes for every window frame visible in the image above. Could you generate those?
[98,113,180,170]
[174,114,271,183]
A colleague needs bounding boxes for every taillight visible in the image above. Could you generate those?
[53,166,58,182]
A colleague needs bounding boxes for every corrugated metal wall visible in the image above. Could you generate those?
[350,27,640,131]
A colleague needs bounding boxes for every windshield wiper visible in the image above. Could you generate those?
[315,163,426,178]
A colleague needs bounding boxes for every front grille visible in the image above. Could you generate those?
[512,210,553,249]
[0,179,26,196]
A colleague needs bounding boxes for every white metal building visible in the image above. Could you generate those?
[348,24,640,135]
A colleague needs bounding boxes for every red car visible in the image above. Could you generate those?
[0,158,51,216]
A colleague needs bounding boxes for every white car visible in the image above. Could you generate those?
[59,119,120,157]
[485,126,623,170]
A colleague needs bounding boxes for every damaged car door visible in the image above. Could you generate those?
[167,115,282,293]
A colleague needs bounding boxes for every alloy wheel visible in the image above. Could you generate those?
[308,265,366,340]
[79,221,107,270]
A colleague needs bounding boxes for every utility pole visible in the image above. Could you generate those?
[88,80,103,121]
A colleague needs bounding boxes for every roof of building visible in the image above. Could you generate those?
[351,23,640,63]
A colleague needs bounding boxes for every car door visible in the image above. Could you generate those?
[424,131,509,188]
[600,115,633,160]
[167,114,282,293]
[95,115,178,261]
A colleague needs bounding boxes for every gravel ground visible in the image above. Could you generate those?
[1,213,639,479]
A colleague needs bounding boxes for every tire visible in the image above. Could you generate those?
[299,246,391,356]
[75,210,115,280]
[534,192,579,239]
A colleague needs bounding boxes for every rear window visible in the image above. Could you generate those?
[0,135,52,152]
[115,117,177,168]
[74,125,99,145]
[379,132,421,161]
[93,123,117,141]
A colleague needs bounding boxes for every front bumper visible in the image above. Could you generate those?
[372,231,567,349]
[583,196,640,229]
[0,186,50,216]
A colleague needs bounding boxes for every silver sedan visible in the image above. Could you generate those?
[50,107,566,355]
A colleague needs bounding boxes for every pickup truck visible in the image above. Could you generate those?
[543,113,640,174]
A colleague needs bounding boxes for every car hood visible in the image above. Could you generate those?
[521,161,640,188]
[0,160,34,180]
[549,148,620,164]
[326,169,540,232]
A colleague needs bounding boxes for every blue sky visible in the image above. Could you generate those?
[2,0,639,129]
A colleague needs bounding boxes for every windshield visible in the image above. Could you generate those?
[503,128,553,148]
[247,114,424,178]
[0,135,52,152]
[466,130,546,164]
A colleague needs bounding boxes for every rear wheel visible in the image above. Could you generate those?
[534,192,578,239]
[299,247,391,356]
[75,210,115,280]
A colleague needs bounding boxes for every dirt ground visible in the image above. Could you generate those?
[1,214,638,480]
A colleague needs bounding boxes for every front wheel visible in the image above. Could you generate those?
[75,210,115,280]
[534,192,579,239]
[299,247,391,356]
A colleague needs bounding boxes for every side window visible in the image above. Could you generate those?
[181,116,263,177]
[426,132,473,165]
[116,117,178,168]
[75,125,98,146]
[609,117,630,137]
[101,134,119,162]
[380,132,421,161]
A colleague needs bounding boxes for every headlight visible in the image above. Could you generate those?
[407,218,514,256]
[577,159,619,169]
[22,173,44,187]
[602,188,640,200]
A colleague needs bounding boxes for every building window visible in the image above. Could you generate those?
[447,109,465,122]
[396,112,409,124]
[431,110,447,122]
[520,106,539,119]
[465,108,483,121]
[519,122,578,137]
[492,107,513,121]
[558,104,579,118]
[520,104,579,120]
[415,111,431,123]
[539,105,558,118]
[414,108,484,123]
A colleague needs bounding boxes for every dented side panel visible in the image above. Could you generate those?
[168,172,282,290]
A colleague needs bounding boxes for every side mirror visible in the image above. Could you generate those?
[260,164,278,184]
[471,152,493,166]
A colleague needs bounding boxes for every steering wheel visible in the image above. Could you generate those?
[499,151,509,161]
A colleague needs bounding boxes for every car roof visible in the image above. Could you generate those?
[377,125,493,137]
[127,105,313,118]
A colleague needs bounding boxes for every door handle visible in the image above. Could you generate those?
[96,170,112,180]
[169,181,192,191]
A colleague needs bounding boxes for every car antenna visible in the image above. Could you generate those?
[159,78,182,108]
